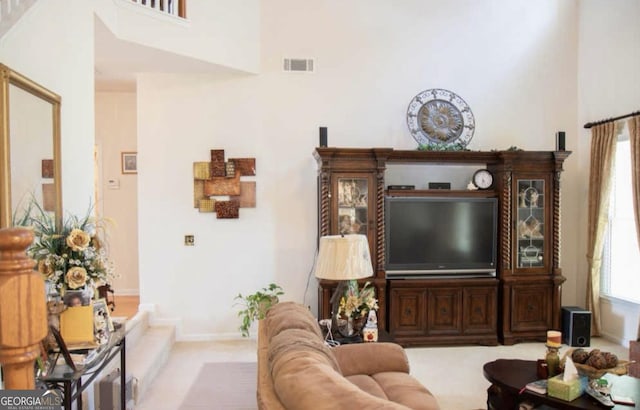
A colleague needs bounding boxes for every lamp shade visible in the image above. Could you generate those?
[313,234,373,280]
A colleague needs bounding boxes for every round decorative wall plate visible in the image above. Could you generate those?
[406,89,475,148]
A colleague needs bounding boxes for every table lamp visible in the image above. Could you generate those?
[313,234,374,337]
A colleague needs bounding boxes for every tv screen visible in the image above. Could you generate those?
[385,196,498,277]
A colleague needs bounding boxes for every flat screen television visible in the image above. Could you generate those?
[385,196,498,278]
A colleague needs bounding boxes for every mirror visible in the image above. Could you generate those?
[0,63,62,229]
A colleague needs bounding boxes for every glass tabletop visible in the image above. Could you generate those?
[39,323,126,382]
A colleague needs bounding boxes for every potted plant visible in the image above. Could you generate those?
[234,283,284,337]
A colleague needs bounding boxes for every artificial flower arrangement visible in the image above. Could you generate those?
[338,280,379,321]
[16,201,116,295]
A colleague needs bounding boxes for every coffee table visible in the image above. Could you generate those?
[483,359,639,410]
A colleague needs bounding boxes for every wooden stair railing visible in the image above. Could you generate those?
[131,0,187,18]
[0,227,47,390]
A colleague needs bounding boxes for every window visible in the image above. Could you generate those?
[601,126,640,303]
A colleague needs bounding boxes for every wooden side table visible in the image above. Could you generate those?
[483,359,640,410]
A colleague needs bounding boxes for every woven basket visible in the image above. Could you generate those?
[573,362,630,379]
[561,348,630,379]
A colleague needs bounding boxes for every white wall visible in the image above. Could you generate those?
[95,92,139,295]
[0,0,96,217]
[7,0,633,342]
[137,0,582,339]
[577,0,640,345]
[95,0,260,74]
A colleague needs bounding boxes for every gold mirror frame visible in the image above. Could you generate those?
[0,63,62,229]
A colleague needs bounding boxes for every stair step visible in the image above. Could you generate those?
[125,320,175,403]
[121,310,149,348]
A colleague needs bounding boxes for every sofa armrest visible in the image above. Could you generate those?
[333,342,410,376]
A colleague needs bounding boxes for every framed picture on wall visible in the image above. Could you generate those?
[121,151,137,174]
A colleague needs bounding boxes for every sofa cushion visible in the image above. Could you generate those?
[345,374,388,399]
[269,328,341,373]
[346,372,440,410]
[265,301,323,341]
[333,342,411,376]
[372,372,440,410]
[270,348,411,409]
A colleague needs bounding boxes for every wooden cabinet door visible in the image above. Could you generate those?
[463,286,497,334]
[389,287,427,337]
[427,288,462,335]
[330,173,377,266]
[510,285,552,332]
[513,175,552,274]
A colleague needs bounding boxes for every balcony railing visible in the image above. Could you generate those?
[130,0,186,19]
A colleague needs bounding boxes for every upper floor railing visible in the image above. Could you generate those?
[130,0,186,19]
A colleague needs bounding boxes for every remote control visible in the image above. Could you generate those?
[585,384,615,407]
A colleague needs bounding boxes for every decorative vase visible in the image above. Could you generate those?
[546,346,560,378]
[82,285,95,302]
[347,315,366,336]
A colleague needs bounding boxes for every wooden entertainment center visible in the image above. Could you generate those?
[314,147,571,346]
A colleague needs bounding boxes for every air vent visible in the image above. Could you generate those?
[283,58,314,73]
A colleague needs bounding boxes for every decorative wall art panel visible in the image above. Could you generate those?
[198,199,216,213]
[193,162,211,180]
[209,149,226,177]
[210,149,225,162]
[42,159,54,178]
[215,200,240,219]
[42,183,55,211]
[193,180,205,208]
[231,182,256,208]
[230,158,256,176]
[225,161,236,177]
[203,172,241,196]
[193,149,256,219]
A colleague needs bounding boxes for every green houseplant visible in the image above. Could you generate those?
[234,283,284,337]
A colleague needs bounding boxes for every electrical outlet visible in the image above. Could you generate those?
[184,235,195,246]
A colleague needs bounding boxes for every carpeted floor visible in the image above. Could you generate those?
[140,338,629,409]
[178,362,257,410]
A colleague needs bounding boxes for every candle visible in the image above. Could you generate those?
[547,330,561,347]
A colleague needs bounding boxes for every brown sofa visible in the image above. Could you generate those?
[257,301,440,409]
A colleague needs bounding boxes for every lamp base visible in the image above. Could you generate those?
[335,334,363,344]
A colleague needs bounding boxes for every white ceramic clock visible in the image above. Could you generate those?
[472,169,493,190]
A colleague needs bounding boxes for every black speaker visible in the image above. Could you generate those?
[562,306,591,347]
[556,131,566,151]
[319,127,328,147]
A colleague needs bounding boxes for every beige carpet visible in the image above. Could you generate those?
[147,338,628,410]
[178,362,257,410]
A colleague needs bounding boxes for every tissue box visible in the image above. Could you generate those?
[547,374,587,401]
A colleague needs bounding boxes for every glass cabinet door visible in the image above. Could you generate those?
[337,177,369,236]
[516,179,545,268]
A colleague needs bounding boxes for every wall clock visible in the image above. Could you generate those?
[406,89,475,148]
